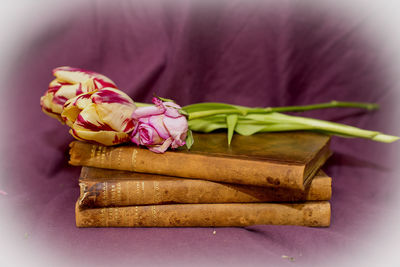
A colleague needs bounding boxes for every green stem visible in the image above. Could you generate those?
[135,102,153,107]
[246,113,399,143]
[187,101,379,120]
[268,101,379,112]
[188,109,247,119]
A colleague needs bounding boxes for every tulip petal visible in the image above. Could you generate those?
[40,93,56,113]
[92,88,134,105]
[52,83,82,110]
[70,129,130,146]
[53,66,117,88]
[97,104,136,132]
[131,131,141,145]
[62,93,94,127]
[148,115,170,139]
[40,104,64,123]
[49,79,66,88]
[164,102,183,118]
[163,116,188,148]
[93,89,136,132]
[73,93,94,109]
[93,77,117,89]
[122,118,136,132]
[73,103,114,131]
[148,138,173,153]
[138,124,163,145]
[42,79,98,117]
[138,117,149,124]
[152,97,163,106]
[131,105,164,119]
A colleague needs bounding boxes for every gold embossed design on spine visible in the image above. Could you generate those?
[131,149,138,171]
[102,181,108,206]
[116,148,122,169]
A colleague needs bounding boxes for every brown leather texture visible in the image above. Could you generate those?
[69,132,331,190]
[185,132,330,164]
[78,167,332,208]
[75,201,331,227]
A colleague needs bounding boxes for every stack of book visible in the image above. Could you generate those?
[70,132,332,227]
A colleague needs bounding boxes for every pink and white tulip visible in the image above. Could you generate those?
[62,88,136,146]
[131,97,188,153]
[40,66,117,121]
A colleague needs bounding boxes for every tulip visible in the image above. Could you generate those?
[40,66,117,122]
[40,67,399,152]
[131,97,188,153]
[62,87,136,146]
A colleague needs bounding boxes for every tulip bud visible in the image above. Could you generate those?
[40,66,117,122]
[131,97,188,153]
[62,88,136,146]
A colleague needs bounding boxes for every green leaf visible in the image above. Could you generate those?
[185,130,194,149]
[234,121,315,135]
[226,114,238,145]
[188,117,227,132]
[243,113,283,123]
[188,119,227,132]
[235,124,270,136]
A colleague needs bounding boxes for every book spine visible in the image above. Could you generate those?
[75,201,331,227]
[69,142,305,189]
[78,175,331,208]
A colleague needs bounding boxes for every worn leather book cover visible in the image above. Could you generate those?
[75,201,331,227]
[78,167,332,208]
[69,132,331,190]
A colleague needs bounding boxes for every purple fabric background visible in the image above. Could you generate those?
[2,1,399,266]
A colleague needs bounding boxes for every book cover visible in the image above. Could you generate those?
[70,131,331,190]
[76,201,331,227]
[78,167,332,208]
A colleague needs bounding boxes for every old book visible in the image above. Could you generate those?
[69,132,331,190]
[78,167,332,208]
[75,201,331,227]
